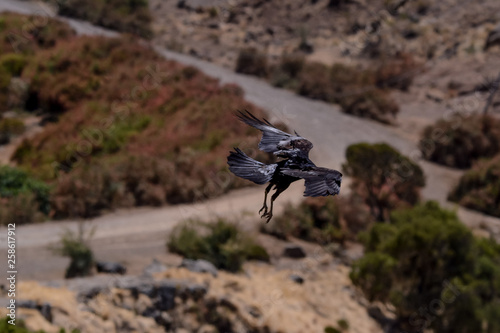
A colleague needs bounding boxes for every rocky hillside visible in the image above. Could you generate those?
[151,0,500,117]
[0,258,382,333]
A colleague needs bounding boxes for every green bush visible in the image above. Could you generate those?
[270,53,305,89]
[260,196,345,243]
[235,47,268,77]
[51,223,95,278]
[0,54,28,76]
[420,114,500,169]
[0,117,25,143]
[262,195,374,244]
[0,192,46,225]
[0,165,50,216]
[57,0,153,39]
[167,218,269,272]
[338,88,399,124]
[448,154,500,217]
[343,143,425,221]
[351,201,500,332]
[296,62,399,124]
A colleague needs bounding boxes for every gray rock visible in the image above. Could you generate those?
[18,300,52,322]
[95,261,127,275]
[180,259,218,277]
[283,245,306,258]
[289,274,304,284]
[40,302,52,322]
[17,300,37,309]
[155,281,177,311]
[426,88,446,102]
[143,258,168,277]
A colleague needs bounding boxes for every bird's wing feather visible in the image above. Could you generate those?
[281,167,342,197]
[236,110,312,154]
[227,148,277,185]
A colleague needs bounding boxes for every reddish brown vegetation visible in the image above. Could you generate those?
[3,15,269,219]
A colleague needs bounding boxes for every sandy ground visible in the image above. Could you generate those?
[0,0,499,283]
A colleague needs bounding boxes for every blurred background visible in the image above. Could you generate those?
[0,0,499,332]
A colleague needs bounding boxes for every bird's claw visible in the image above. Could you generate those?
[259,205,268,215]
[261,211,273,223]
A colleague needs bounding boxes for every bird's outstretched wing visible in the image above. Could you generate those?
[236,110,313,156]
[281,167,342,197]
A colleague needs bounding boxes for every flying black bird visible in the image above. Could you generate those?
[227,111,342,222]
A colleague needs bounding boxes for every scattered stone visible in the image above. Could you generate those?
[289,274,304,284]
[426,88,446,102]
[40,302,52,323]
[18,300,37,309]
[247,305,261,318]
[180,259,218,277]
[283,245,306,258]
[155,281,177,311]
[143,259,168,277]
[17,300,52,322]
[96,261,127,275]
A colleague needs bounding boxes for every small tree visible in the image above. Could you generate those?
[342,143,425,221]
[351,201,500,332]
[51,222,95,278]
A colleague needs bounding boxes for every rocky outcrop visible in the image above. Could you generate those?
[0,262,383,333]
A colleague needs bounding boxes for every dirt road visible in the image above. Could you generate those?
[0,0,499,281]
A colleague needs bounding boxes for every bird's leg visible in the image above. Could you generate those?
[259,183,273,216]
[262,187,285,223]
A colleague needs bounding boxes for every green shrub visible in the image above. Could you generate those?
[297,62,399,124]
[235,47,268,77]
[0,165,50,216]
[375,52,419,91]
[343,143,425,221]
[262,195,374,243]
[324,326,341,333]
[167,218,269,272]
[448,154,500,217]
[0,54,28,76]
[260,196,345,243]
[351,201,500,332]
[0,117,25,143]
[270,53,305,89]
[0,192,46,225]
[51,223,95,278]
[420,114,500,169]
[57,0,152,39]
[337,319,349,330]
[338,88,399,124]
[297,62,334,102]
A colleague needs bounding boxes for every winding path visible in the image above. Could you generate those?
[0,0,499,281]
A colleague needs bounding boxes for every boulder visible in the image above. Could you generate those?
[143,258,168,277]
[289,274,304,284]
[282,245,306,258]
[95,261,127,275]
[180,259,218,277]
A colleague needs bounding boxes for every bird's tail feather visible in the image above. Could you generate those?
[227,148,276,185]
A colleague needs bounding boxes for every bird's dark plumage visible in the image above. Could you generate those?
[280,167,342,197]
[228,110,342,222]
[236,111,313,157]
[227,148,277,185]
